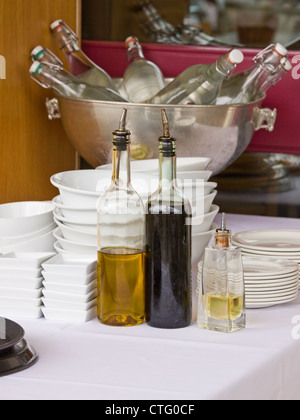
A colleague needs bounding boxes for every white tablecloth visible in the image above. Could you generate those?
[1,214,300,401]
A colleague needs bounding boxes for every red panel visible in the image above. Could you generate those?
[82,40,300,155]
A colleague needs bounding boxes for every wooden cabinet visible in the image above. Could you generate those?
[0,0,81,203]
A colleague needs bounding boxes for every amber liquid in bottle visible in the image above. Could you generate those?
[146,208,192,328]
[97,247,145,327]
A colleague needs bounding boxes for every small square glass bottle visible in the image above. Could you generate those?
[197,213,246,333]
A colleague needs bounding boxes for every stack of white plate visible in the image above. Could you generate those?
[242,256,299,308]
[41,254,97,323]
[232,230,300,281]
[0,252,55,319]
[0,202,56,254]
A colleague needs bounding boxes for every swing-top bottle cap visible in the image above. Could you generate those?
[228,49,244,65]
[281,57,293,72]
[125,36,140,48]
[29,61,43,76]
[50,19,64,31]
[274,43,288,57]
[31,46,45,60]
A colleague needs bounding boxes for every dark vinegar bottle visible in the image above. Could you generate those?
[146,109,192,329]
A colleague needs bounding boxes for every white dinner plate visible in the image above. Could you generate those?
[246,286,298,298]
[245,278,299,290]
[242,256,299,277]
[246,290,298,302]
[233,230,300,252]
[244,270,300,281]
[239,247,300,258]
[240,249,300,260]
[246,295,298,309]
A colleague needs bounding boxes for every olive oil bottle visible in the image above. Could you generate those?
[146,110,192,329]
[97,109,145,327]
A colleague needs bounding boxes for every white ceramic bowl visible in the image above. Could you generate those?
[97,157,211,173]
[41,270,96,286]
[0,201,54,237]
[54,218,97,246]
[42,279,96,295]
[0,221,57,248]
[177,170,213,183]
[54,212,97,235]
[52,196,97,223]
[182,182,218,204]
[192,205,220,234]
[51,170,156,207]
[192,223,218,266]
[54,228,97,255]
[0,229,56,254]
[192,190,217,214]
[42,297,97,311]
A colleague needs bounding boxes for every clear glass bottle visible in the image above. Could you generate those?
[50,19,115,90]
[31,46,63,67]
[148,49,244,105]
[146,109,192,329]
[123,36,165,103]
[97,109,145,327]
[217,43,288,105]
[197,214,246,333]
[29,61,128,102]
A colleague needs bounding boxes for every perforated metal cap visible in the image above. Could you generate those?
[228,49,244,65]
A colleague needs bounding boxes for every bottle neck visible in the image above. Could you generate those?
[52,26,80,53]
[112,145,131,188]
[127,44,145,63]
[242,64,272,93]
[260,67,289,92]
[159,141,177,190]
[206,54,237,84]
[34,65,79,94]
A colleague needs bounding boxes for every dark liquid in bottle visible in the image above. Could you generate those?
[145,206,192,329]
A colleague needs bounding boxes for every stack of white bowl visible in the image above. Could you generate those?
[51,157,219,265]
[41,254,97,323]
[0,201,56,254]
[98,157,219,266]
[0,252,55,319]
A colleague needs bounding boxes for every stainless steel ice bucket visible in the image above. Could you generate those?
[46,92,277,175]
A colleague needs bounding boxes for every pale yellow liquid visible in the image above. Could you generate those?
[202,293,244,321]
[97,247,145,327]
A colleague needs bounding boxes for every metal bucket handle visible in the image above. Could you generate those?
[252,107,277,132]
[46,98,61,120]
